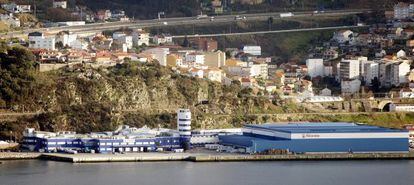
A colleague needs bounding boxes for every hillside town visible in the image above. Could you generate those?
[3,2,414,113]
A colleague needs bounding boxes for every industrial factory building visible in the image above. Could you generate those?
[22,109,194,153]
[219,122,410,153]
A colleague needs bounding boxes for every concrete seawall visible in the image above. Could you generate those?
[39,152,414,163]
[0,152,41,160]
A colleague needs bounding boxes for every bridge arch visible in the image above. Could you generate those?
[378,100,393,111]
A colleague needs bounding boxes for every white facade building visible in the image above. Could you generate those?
[306,58,324,78]
[390,104,414,112]
[132,30,150,46]
[186,53,205,64]
[56,31,77,47]
[394,2,413,19]
[177,109,191,139]
[28,32,56,50]
[242,46,261,56]
[391,61,410,86]
[113,32,133,49]
[363,61,379,86]
[1,3,31,13]
[53,1,67,9]
[143,47,170,66]
[340,58,360,80]
[333,30,354,44]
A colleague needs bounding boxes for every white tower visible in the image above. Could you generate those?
[177,109,191,138]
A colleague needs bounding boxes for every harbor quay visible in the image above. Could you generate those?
[6,109,413,163]
[38,151,414,163]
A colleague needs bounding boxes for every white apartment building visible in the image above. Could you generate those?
[143,47,170,66]
[56,31,77,47]
[391,61,410,86]
[1,3,31,13]
[362,61,379,86]
[250,63,268,79]
[53,1,67,9]
[339,58,360,80]
[333,30,354,44]
[152,34,173,45]
[186,53,205,64]
[132,30,150,46]
[242,46,261,56]
[113,32,133,49]
[28,32,56,50]
[394,2,413,20]
[306,58,324,78]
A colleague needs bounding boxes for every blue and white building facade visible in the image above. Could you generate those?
[22,125,183,153]
[219,122,409,153]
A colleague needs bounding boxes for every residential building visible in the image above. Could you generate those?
[306,58,324,78]
[53,0,67,9]
[143,47,170,66]
[333,30,354,44]
[194,38,218,51]
[339,58,360,80]
[28,32,56,50]
[1,3,31,13]
[391,61,410,86]
[204,50,226,68]
[56,31,77,47]
[132,29,150,46]
[394,2,413,19]
[166,54,183,67]
[153,34,173,45]
[362,61,379,86]
[186,53,205,64]
[113,32,133,49]
[242,45,261,56]
[204,68,223,82]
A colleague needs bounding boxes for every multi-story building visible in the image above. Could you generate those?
[186,52,205,64]
[28,32,56,50]
[53,0,67,9]
[194,38,218,51]
[242,45,261,56]
[333,30,354,44]
[204,50,226,68]
[132,29,150,46]
[1,3,31,13]
[113,32,133,49]
[306,58,324,78]
[394,2,413,20]
[339,58,360,80]
[362,61,379,86]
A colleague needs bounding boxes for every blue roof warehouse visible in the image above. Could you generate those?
[219,122,410,153]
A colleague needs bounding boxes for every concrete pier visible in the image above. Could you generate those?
[0,152,41,160]
[39,152,414,163]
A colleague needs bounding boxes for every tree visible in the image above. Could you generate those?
[371,77,381,93]
[182,35,190,47]
[267,16,274,31]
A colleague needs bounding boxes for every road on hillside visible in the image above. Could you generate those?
[1,9,370,38]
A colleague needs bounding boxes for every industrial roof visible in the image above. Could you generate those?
[244,122,406,134]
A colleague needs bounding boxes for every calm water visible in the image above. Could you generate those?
[1,160,414,185]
